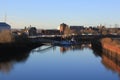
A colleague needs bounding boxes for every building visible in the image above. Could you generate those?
[70,26,84,34]
[59,23,68,34]
[0,22,11,31]
[70,26,84,31]
[28,27,37,36]
[40,29,60,35]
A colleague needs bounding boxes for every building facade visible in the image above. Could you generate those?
[59,23,68,34]
[28,27,37,36]
[70,26,84,31]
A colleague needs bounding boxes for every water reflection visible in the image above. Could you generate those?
[92,46,120,77]
[0,42,120,79]
[32,43,92,53]
[0,48,31,73]
[60,44,92,53]
[102,54,120,74]
[31,46,54,53]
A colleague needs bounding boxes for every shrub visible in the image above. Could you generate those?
[101,37,120,47]
[0,30,13,43]
[101,38,112,44]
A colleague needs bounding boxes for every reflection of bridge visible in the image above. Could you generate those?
[31,46,55,53]
[31,43,92,53]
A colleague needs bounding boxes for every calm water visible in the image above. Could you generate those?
[0,44,120,80]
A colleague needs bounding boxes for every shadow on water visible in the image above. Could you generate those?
[0,43,43,73]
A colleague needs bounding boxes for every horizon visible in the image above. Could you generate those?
[0,21,120,29]
[0,0,120,29]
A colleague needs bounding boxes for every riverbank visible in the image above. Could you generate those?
[0,30,43,53]
[0,42,43,52]
[101,38,120,54]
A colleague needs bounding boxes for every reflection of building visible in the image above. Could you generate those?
[60,47,69,53]
[59,44,92,53]
[0,22,11,31]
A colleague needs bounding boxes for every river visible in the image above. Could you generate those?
[0,44,119,80]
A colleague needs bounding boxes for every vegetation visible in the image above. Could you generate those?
[101,37,120,47]
[14,33,29,43]
[0,30,29,43]
[101,38,112,44]
[0,30,13,43]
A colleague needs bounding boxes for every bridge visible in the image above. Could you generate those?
[28,34,120,45]
[31,43,92,53]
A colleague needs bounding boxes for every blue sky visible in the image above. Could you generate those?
[0,0,120,29]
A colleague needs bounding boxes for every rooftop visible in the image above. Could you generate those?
[0,22,10,27]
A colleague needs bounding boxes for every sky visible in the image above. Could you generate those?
[0,0,120,29]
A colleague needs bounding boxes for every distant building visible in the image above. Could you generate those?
[0,22,11,31]
[59,23,68,34]
[70,26,84,31]
[28,27,37,36]
[41,29,60,35]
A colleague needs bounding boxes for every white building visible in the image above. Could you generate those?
[0,22,11,30]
